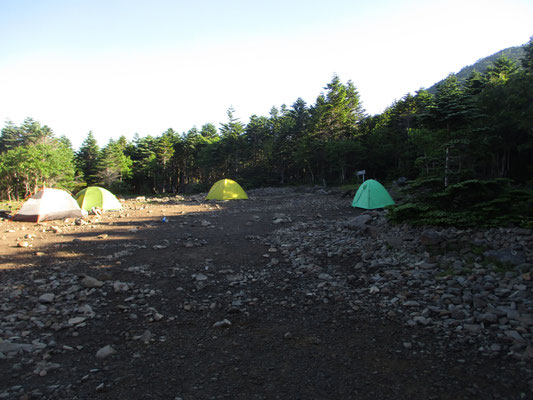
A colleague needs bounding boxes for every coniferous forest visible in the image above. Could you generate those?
[1,38,532,226]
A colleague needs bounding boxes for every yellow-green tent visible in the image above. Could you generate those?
[75,186,122,211]
[205,179,248,200]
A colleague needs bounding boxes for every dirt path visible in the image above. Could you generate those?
[0,188,530,399]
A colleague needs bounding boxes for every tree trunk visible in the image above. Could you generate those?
[500,148,510,177]
[444,146,450,187]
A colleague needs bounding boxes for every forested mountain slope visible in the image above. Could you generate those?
[427,44,526,93]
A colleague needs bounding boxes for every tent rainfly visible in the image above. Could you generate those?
[75,186,122,211]
[351,179,395,209]
[205,179,248,200]
[13,188,83,222]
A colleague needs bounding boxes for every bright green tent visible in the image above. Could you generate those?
[351,179,395,209]
[206,179,248,200]
[75,186,122,211]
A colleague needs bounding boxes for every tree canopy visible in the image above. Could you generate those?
[1,38,532,200]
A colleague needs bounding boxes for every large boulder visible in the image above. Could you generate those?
[420,229,443,246]
[483,248,526,266]
[344,214,372,230]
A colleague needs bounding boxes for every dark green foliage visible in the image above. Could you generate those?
[76,132,100,185]
[388,179,533,227]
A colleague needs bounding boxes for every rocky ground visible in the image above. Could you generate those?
[0,186,532,400]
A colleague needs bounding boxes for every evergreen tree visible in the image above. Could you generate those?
[219,108,246,175]
[76,132,100,185]
[521,36,533,73]
[200,123,218,138]
[97,138,133,189]
[483,56,518,84]
[478,54,530,178]
[0,120,24,152]
[419,75,475,185]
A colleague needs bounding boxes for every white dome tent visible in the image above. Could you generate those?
[13,188,83,222]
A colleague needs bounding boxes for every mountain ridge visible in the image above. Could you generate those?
[426,43,527,93]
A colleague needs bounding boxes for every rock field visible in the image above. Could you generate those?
[0,187,531,399]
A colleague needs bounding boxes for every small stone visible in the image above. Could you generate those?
[369,286,380,294]
[78,304,95,317]
[490,343,501,352]
[413,316,429,325]
[81,276,104,288]
[506,309,520,321]
[68,317,86,325]
[113,281,129,292]
[386,235,404,247]
[194,273,208,282]
[213,319,232,328]
[450,309,466,320]
[0,341,33,354]
[504,330,525,343]
[38,293,55,304]
[479,312,498,324]
[141,330,152,344]
[472,295,487,309]
[524,345,533,359]
[95,345,116,359]
[463,324,482,333]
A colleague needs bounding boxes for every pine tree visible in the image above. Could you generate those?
[76,132,100,185]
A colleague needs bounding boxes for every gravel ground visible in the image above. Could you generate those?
[0,187,532,399]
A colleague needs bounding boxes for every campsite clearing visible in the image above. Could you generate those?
[0,187,531,399]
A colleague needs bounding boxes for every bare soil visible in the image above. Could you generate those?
[0,188,529,399]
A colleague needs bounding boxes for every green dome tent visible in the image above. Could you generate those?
[205,179,248,200]
[75,186,122,211]
[351,179,395,209]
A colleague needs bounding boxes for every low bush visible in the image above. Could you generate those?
[387,178,533,227]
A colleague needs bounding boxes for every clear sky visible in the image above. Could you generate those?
[1,0,532,150]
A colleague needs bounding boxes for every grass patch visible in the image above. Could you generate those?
[0,200,22,213]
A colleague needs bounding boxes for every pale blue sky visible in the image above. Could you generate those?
[1,0,532,149]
